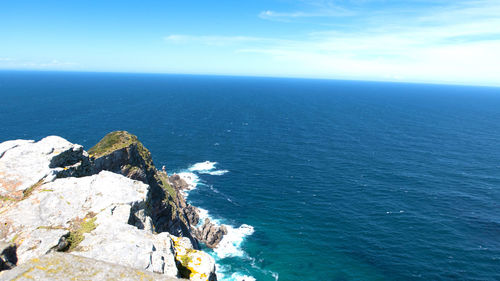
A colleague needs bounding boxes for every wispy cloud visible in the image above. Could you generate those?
[251,0,500,84]
[258,9,353,21]
[163,1,500,85]
[164,35,269,46]
[0,58,78,69]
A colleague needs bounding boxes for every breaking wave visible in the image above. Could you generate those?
[174,161,256,281]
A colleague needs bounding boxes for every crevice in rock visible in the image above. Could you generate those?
[0,243,17,271]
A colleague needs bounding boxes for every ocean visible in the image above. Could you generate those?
[1,71,500,281]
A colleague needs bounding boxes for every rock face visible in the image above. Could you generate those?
[88,131,200,247]
[0,136,91,200]
[0,253,187,281]
[194,219,228,249]
[172,236,217,281]
[168,175,226,249]
[0,133,218,281]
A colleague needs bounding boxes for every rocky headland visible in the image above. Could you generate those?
[0,131,230,281]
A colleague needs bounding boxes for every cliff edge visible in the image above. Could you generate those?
[0,132,219,281]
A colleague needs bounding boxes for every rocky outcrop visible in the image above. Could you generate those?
[0,136,91,201]
[169,174,190,190]
[168,174,226,249]
[88,131,200,247]
[194,219,228,249]
[0,253,187,281]
[0,134,218,281]
[172,236,217,281]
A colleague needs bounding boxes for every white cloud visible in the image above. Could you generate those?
[250,0,500,85]
[164,35,268,46]
[163,1,500,86]
[0,58,78,69]
[258,8,353,21]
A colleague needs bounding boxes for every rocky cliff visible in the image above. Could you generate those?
[0,132,221,281]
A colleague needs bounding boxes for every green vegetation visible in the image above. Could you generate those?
[88,131,145,158]
[157,172,177,200]
[10,233,20,244]
[0,195,16,202]
[67,216,97,251]
[23,179,44,199]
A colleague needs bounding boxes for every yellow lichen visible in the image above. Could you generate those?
[171,236,211,281]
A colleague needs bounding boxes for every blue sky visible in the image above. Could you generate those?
[1,0,499,86]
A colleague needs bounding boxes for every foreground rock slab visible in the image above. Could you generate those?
[0,136,90,200]
[0,252,187,281]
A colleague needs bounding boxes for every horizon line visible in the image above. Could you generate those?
[0,68,499,89]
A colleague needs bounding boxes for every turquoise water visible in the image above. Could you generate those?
[1,71,500,280]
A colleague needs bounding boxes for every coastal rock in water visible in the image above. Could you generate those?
[0,253,186,281]
[169,174,190,190]
[183,205,200,227]
[0,136,91,200]
[194,219,228,249]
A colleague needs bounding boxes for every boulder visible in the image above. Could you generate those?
[0,136,91,200]
[171,236,217,281]
[194,219,228,249]
[169,174,190,190]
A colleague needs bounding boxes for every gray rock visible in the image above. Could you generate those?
[89,131,200,247]
[0,135,218,280]
[194,219,228,249]
[169,174,189,190]
[0,171,151,265]
[71,206,179,277]
[0,252,187,281]
[15,228,69,264]
[0,136,91,200]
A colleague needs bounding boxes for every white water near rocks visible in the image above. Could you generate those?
[174,161,257,281]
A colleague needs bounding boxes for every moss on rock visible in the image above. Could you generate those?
[88,131,153,161]
[67,215,97,251]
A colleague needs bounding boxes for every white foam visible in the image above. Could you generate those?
[216,266,256,281]
[176,172,201,197]
[206,169,229,176]
[213,224,255,259]
[189,161,217,172]
[176,172,200,190]
[188,161,228,176]
[231,273,256,281]
[175,161,255,280]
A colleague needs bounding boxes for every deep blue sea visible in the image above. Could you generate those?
[1,71,500,281]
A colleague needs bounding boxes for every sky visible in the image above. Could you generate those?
[0,0,499,86]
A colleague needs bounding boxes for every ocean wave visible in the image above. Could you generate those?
[188,161,229,176]
[176,172,201,197]
[175,161,255,280]
[214,224,255,259]
[231,273,256,281]
[216,264,257,281]
[189,160,217,172]
[205,169,229,176]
